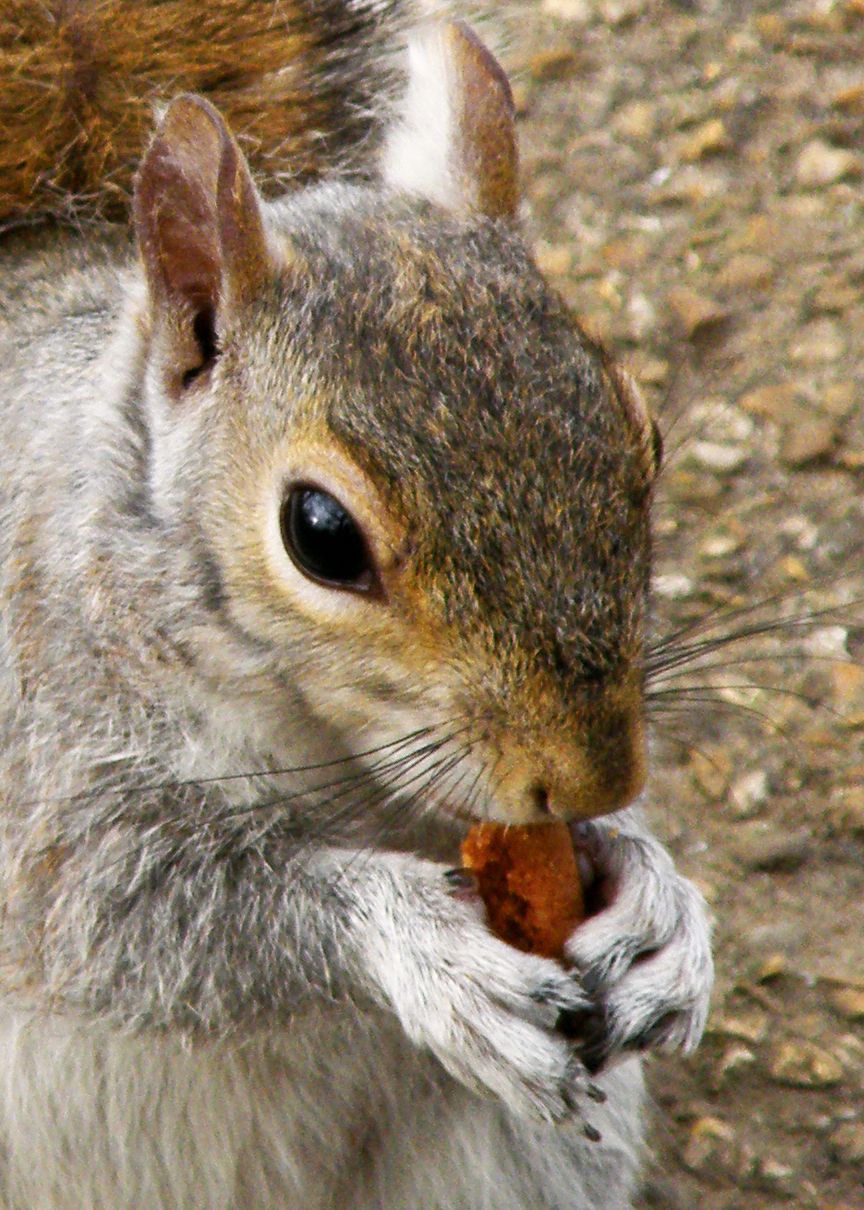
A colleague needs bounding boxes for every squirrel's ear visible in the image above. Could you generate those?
[381,21,518,220]
[133,94,270,318]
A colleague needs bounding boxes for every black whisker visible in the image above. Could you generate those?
[647,691,792,736]
[647,679,834,711]
[204,730,464,841]
[646,609,855,677]
[17,726,441,812]
[649,588,864,664]
[317,747,473,900]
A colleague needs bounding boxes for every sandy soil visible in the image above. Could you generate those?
[501,2,864,1206]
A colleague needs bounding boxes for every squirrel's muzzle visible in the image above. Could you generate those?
[480,685,647,824]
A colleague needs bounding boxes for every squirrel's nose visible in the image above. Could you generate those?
[557,708,647,821]
[494,709,646,824]
[561,718,646,820]
[530,784,551,814]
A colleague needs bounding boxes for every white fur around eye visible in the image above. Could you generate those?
[261,480,362,625]
[256,444,403,626]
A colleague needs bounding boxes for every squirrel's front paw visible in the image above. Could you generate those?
[564,820,714,1073]
[361,861,596,1123]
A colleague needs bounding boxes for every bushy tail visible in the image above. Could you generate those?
[0,0,425,228]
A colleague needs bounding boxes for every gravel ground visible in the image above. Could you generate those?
[500,2,864,1206]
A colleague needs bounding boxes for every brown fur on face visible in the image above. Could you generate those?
[186,182,657,822]
[281,197,653,640]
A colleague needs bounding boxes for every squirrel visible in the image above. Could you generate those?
[0,3,714,1208]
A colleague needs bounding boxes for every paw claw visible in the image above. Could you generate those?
[443,867,479,899]
[559,816,714,1066]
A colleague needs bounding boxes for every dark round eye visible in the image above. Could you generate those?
[280,486,376,592]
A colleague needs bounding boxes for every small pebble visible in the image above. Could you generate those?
[689,749,732,800]
[667,287,729,340]
[788,318,845,365]
[534,243,573,277]
[728,769,769,818]
[529,48,579,82]
[654,572,694,600]
[708,1011,768,1044]
[770,1040,844,1088]
[510,81,532,117]
[612,99,656,140]
[829,1122,864,1165]
[830,987,864,1022]
[681,1116,739,1177]
[779,417,838,468]
[541,0,592,20]
[803,626,848,659]
[778,514,818,550]
[679,118,731,161]
[700,532,742,558]
[751,1157,796,1197]
[734,824,812,873]
[689,440,747,474]
[832,662,864,706]
[716,253,776,291]
[654,164,728,204]
[738,382,803,422]
[755,952,787,982]
[712,1043,756,1089]
[626,291,656,340]
[812,278,863,313]
[631,354,668,385]
[830,787,864,836]
[823,381,858,417]
[832,82,864,114]
[598,0,646,24]
[689,399,753,443]
[795,140,860,188]
[778,554,809,583]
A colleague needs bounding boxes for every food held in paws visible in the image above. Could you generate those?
[460,820,585,960]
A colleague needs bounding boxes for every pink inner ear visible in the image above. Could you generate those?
[134,97,225,311]
[133,94,269,315]
[149,181,222,310]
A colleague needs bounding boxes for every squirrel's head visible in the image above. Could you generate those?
[131,22,662,827]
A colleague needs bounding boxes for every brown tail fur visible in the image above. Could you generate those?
[0,0,415,228]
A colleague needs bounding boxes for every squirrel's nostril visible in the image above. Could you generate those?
[531,783,550,814]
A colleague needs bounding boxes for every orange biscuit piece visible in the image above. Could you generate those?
[461,820,584,960]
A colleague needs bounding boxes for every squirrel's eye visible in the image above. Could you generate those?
[281,486,377,593]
